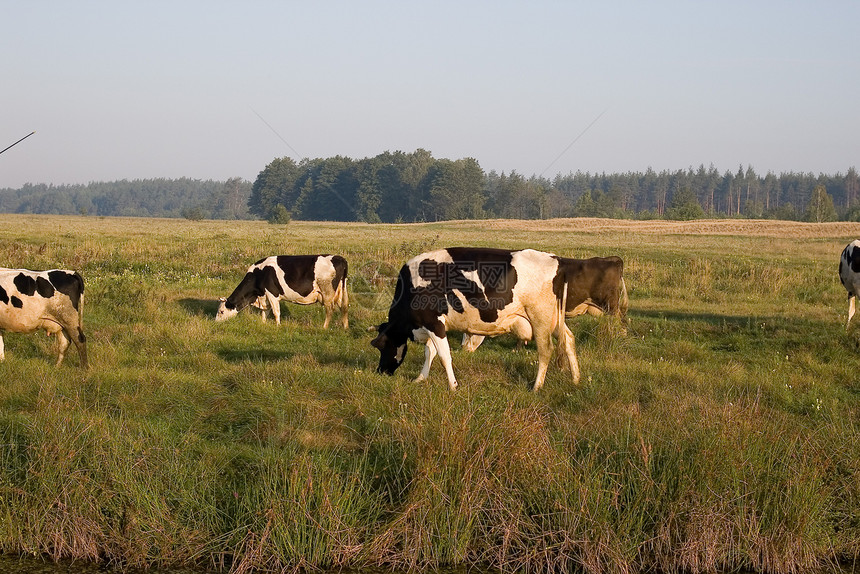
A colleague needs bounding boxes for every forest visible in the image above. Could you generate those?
[1,149,858,222]
[0,177,253,220]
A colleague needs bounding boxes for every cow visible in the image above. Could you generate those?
[0,268,88,368]
[839,240,860,330]
[370,247,579,391]
[462,255,628,351]
[216,255,349,328]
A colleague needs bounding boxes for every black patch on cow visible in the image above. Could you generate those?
[330,255,348,291]
[225,270,267,311]
[446,290,465,314]
[256,265,284,297]
[276,255,316,297]
[36,276,55,298]
[0,285,7,305]
[13,273,37,296]
[850,245,860,273]
[11,296,23,308]
[840,258,850,292]
[47,270,84,311]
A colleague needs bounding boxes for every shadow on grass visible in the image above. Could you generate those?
[630,308,854,357]
[217,347,295,363]
[179,298,220,318]
[632,309,764,328]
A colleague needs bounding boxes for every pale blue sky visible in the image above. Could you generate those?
[2,1,857,188]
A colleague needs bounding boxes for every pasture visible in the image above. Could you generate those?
[0,214,859,574]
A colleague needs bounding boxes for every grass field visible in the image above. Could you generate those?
[0,214,859,574]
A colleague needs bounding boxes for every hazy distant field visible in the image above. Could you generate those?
[0,214,859,574]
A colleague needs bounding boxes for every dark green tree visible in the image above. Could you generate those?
[666,187,704,220]
[293,156,357,221]
[248,157,301,220]
[423,157,485,220]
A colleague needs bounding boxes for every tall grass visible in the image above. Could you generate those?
[0,214,859,573]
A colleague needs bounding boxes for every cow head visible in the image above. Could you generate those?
[215,297,238,322]
[371,321,408,375]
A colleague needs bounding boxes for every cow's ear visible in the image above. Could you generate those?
[370,332,387,350]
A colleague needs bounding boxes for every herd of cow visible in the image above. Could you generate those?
[2,246,630,391]
[11,237,857,390]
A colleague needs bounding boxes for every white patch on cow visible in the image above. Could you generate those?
[511,249,560,291]
[411,326,430,343]
[316,255,336,280]
[408,249,454,288]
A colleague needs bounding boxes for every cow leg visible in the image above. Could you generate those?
[848,294,856,331]
[338,278,349,329]
[71,327,88,369]
[426,332,458,391]
[415,342,437,382]
[0,334,4,361]
[555,322,580,385]
[531,326,553,392]
[322,300,333,329]
[55,330,70,366]
[266,293,281,325]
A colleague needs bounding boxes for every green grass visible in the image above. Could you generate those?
[1,214,859,573]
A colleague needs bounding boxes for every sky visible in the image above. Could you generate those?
[1,1,858,188]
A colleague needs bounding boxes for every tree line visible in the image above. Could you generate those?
[250,151,859,223]
[0,177,252,219]
[1,151,858,222]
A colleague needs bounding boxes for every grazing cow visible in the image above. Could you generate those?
[462,255,628,351]
[370,247,579,391]
[0,268,88,368]
[216,255,349,328]
[839,240,860,330]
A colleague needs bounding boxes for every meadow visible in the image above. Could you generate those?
[0,213,859,574]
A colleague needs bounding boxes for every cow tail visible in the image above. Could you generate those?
[75,273,87,353]
[619,277,629,323]
[559,278,569,330]
[339,275,349,312]
[336,258,349,310]
[555,277,573,371]
[76,272,85,331]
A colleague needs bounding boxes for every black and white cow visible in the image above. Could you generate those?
[462,255,628,351]
[370,247,579,391]
[0,268,88,368]
[839,240,860,330]
[216,255,349,328]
